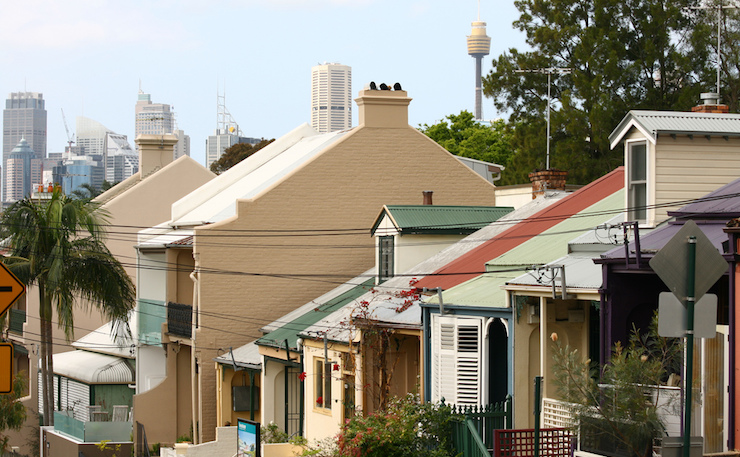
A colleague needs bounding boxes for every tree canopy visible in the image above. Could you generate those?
[0,189,135,425]
[419,111,514,168]
[482,0,731,185]
[210,139,274,175]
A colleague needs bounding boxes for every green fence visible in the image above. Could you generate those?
[447,396,513,457]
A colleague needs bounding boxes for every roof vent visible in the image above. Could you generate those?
[691,92,729,113]
[701,92,720,105]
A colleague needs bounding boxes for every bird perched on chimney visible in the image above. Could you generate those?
[369,81,378,90]
[393,82,402,90]
[379,83,390,90]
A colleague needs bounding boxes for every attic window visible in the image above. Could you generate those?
[379,236,394,280]
[628,141,647,222]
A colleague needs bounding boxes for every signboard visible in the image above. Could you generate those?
[0,343,13,394]
[237,419,260,457]
[658,292,717,338]
[0,263,25,317]
[649,220,727,304]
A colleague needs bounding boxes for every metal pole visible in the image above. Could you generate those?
[546,72,551,170]
[534,376,543,457]
[682,237,697,457]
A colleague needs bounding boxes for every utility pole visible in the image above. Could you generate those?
[514,67,571,170]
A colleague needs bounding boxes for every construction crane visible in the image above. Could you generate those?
[60,108,75,158]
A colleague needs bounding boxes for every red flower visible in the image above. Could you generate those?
[298,371,307,381]
[316,396,323,404]
[333,363,340,371]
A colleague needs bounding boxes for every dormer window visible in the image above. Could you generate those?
[379,236,394,280]
[628,141,648,223]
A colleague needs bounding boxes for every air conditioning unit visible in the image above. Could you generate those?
[527,304,540,324]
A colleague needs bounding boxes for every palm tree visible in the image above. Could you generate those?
[0,188,135,425]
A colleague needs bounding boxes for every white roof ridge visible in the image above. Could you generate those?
[170,123,318,223]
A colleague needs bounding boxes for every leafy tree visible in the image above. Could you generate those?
[419,111,514,168]
[210,139,274,175]
[70,182,100,201]
[0,188,135,425]
[551,314,682,457]
[0,373,27,453]
[484,0,708,185]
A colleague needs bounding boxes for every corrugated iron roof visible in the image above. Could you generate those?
[256,278,375,351]
[669,176,740,218]
[52,351,135,384]
[371,205,514,235]
[414,167,625,290]
[214,342,262,370]
[609,110,740,148]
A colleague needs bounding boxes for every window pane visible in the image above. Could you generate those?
[630,183,647,221]
[630,143,646,181]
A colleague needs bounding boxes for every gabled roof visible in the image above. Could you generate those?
[169,124,347,227]
[609,110,740,149]
[371,205,514,235]
[427,190,624,307]
[414,167,625,291]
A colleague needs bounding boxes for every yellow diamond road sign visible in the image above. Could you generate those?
[0,263,25,317]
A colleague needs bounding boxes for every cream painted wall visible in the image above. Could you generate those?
[191,120,498,441]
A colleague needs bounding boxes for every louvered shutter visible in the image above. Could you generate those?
[431,315,482,405]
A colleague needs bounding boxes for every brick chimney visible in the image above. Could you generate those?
[691,92,729,114]
[529,169,568,199]
[422,190,433,205]
[135,134,178,178]
[355,86,411,128]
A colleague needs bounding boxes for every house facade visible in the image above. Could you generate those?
[132,86,501,446]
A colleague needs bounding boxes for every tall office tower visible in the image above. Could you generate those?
[5,138,42,202]
[205,91,258,168]
[105,132,138,183]
[467,13,491,121]
[173,129,190,159]
[310,62,352,133]
[135,90,174,138]
[76,116,111,157]
[3,92,47,201]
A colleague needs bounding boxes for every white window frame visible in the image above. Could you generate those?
[626,139,650,225]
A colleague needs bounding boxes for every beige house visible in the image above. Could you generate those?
[3,135,214,455]
[609,98,740,227]
[133,86,500,446]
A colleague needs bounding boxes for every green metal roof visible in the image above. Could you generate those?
[426,190,623,308]
[256,278,375,350]
[371,205,514,235]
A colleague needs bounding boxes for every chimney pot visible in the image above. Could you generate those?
[528,169,568,199]
[423,191,433,205]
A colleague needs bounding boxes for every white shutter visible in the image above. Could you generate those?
[431,315,482,405]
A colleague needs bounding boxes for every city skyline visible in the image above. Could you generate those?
[0,1,525,167]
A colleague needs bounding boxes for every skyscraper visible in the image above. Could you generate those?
[310,63,352,133]
[5,139,42,202]
[135,90,174,138]
[205,91,258,169]
[3,92,47,201]
[467,17,491,121]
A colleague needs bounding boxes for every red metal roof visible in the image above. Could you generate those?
[414,167,625,290]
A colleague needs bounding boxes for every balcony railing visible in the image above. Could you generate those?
[54,411,132,443]
[8,308,25,334]
[167,302,192,338]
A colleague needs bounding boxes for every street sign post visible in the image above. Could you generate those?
[649,220,728,457]
[0,263,25,317]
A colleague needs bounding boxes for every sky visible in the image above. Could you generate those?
[1,0,528,167]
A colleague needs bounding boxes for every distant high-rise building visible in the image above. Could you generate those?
[54,154,104,196]
[205,91,258,168]
[135,89,188,162]
[173,129,190,160]
[135,90,174,138]
[311,63,352,133]
[3,92,47,201]
[467,15,491,121]
[76,116,111,158]
[5,138,42,202]
[105,132,138,183]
